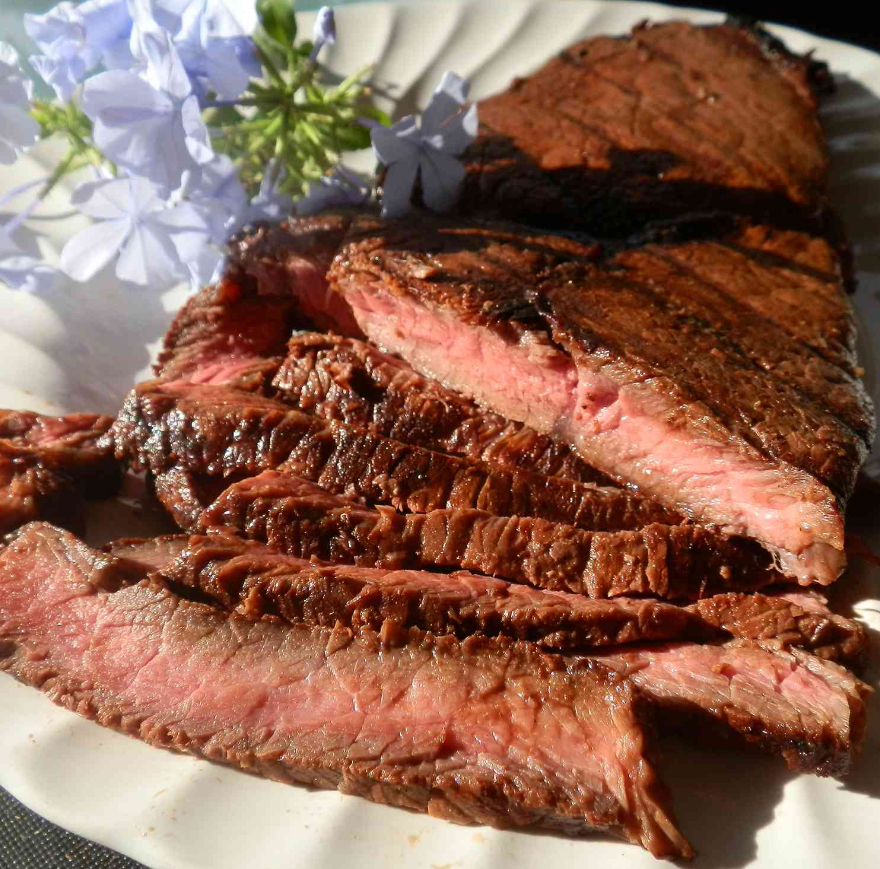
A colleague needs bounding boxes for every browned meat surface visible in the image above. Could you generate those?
[593,640,871,777]
[0,409,120,495]
[0,523,692,859]
[459,20,832,236]
[154,277,298,391]
[111,381,677,532]
[201,470,781,600]
[326,212,872,585]
[273,332,614,484]
[0,410,121,535]
[157,530,867,662]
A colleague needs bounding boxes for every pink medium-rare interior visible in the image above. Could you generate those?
[0,527,651,838]
[337,280,845,585]
[284,256,364,337]
[594,641,858,743]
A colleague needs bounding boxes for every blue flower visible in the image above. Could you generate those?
[371,71,477,218]
[296,165,370,216]
[0,228,60,293]
[81,28,213,191]
[25,0,133,100]
[0,42,40,165]
[129,0,259,101]
[187,154,248,243]
[60,176,212,286]
[310,6,336,62]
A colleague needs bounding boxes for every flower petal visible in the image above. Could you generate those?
[380,157,419,218]
[419,148,466,213]
[434,102,479,155]
[181,94,214,165]
[421,71,470,139]
[0,104,40,163]
[371,117,421,167]
[116,220,184,286]
[60,218,131,282]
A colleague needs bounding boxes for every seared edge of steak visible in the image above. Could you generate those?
[200,470,781,600]
[273,332,615,485]
[110,381,678,532]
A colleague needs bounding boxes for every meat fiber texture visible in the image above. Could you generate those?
[0,410,121,535]
[111,381,676,533]
[157,529,868,663]
[273,331,613,485]
[0,523,693,860]
[200,469,783,600]
[134,530,871,776]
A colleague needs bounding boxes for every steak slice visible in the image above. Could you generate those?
[326,212,872,585]
[228,211,363,336]
[592,640,871,777]
[0,524,692,859]
[111,381,676,531]
[459,20,832,236]
[200,471,781,600]
[0,410,121,535]
[154,276,299,391]
[273,332,613,485]
[0,409,120,496]
[159,531,868,662]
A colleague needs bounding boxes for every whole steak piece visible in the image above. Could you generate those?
[459,20,833,236]
[0,523,692,860]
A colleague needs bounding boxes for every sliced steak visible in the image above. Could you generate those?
[0,457,83,536]
[154,276,299,391]
[0,410,121,535]
[0,523,692,859]
[159,531,868,661]
[326,212,872,585]
[459,20,832,235]
[149,467,246,531]
[273,332,613,484]
[228,211,363,336]
[0,409,120,496]
[592,640,871,777]
[201,470,781,599]
[112,381,676,532]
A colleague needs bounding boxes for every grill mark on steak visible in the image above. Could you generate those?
[199,470,780,600]
[0,523,693,859]
[272,332,613,485]
[592,640,871,778]
[111,381,676,532]
[629,245,873,442]
[156,529,867,663]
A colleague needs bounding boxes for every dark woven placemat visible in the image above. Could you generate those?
[0,786,147,869]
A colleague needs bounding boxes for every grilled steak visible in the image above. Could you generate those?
[201,470,781,599]
[459,20,832,236]
[0,410,121,535]
[228,211,362,335]
[273,332,613,485]
[112,381,676,531]
[323,212,872,585]
[593,640,871,777]
[159,531,867,662]
[154,276,297,390]
[0,523,692,859]
[0,409,120,495]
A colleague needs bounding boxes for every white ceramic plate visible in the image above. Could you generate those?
[1,2,879,868]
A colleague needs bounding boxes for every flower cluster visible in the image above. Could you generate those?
[0,1,477,294]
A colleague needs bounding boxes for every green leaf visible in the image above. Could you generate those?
[358,104,392,127]
[256,0,298,48]
[327,122,372,152]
